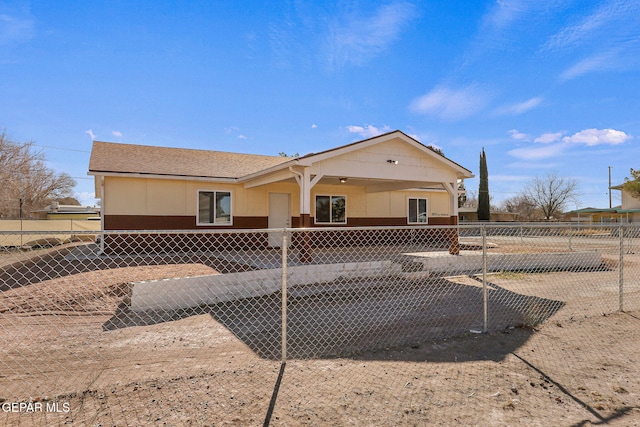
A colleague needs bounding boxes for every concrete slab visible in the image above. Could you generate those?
[403,250,602,274]
[130,250,602,312]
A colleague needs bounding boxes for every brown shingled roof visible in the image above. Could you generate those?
[89,141,292,179]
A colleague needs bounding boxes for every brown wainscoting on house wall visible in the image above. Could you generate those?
[308,217,456,227]
[104,215,194,230]
[102,232,271,255]
[289,226,459,249]
[427,217,457,225]
[299,214,311,228]
[305,217,406,227]
[346,217,407,227]
[104,215,268,230]
[105,215,457,230]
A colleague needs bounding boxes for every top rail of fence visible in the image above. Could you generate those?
[0,221,636,235]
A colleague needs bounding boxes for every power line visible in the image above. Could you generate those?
[32,144,90,153]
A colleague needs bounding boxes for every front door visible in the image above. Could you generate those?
[268,193,290,247]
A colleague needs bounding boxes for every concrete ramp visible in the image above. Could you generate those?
[130,251,602,312]
[131,260,400,311]
[403,250,602,274]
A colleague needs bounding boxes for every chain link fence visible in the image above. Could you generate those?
[1,224,639,425]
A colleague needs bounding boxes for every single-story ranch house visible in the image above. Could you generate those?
[568,182,640,223]
[88,130,473,253]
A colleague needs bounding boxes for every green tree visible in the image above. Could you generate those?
[623,168,640,199]
[477,148,490,221]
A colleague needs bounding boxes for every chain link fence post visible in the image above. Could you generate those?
[520,223,523,244]
[281,228,288,362]
[568,223,573,251]
[619,223,624,312]
[482,224,488,333]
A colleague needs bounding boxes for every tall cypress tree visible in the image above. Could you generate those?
[477,148,490,221]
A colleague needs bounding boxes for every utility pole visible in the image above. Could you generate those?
[608,166,612,209]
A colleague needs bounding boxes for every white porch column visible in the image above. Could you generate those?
[442,182,459,218]
[289,167,322,227]
[442,181,460,254]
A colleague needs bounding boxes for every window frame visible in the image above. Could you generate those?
[197,190,233,226]
[407,197,429,224]
[314,194,347,224]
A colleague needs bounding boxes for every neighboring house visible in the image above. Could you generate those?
[568,184,640,223]
[32,202,100,220]
[458,207,518,222]
[88,130,473,252]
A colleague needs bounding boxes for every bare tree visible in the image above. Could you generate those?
[462,190,478,208]
[522,172,579,220]
[500,194,538,221]
[0,131,76,219]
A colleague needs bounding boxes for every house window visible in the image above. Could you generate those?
[408,197,428,224]
[315,195,346,224]
[198,191,232,225]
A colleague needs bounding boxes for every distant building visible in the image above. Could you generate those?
[566,183,640,223]
[458,207,518,222]
[32,202,100,220]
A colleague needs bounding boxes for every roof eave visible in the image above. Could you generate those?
[236,158,299,182]
[88,170,238,183]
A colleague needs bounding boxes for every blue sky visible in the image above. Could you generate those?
[1,0,639,210]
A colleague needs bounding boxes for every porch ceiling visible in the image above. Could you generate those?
[244,173,445,192]
[316,176,445,193]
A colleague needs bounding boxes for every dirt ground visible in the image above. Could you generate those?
[1,246,640,426]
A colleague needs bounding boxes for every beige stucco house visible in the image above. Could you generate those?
[569,183,640,223]
[88,130,473,249]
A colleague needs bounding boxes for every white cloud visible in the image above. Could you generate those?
[547,1,640,80]
[496,96,543,115]
[508,143,565,160]
[508,129,529,141]
[410,85,491,120]
[324,1,416,70]
[534,132,563,144]
[0,13,35,45]
[559,49,621,81]
[562,128,631,146]
[507,127,630,162]
[85,129,96,140]
[224,126,239,134]
[112,131,122,137]
[463,0,551,64]
[346,125,391,139]
[480,0,531,32]
[311,124,317,129]
[544,0,633,51]
[237,134,247,140]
